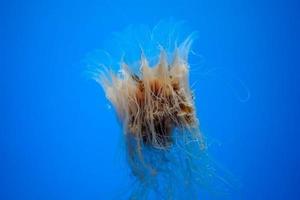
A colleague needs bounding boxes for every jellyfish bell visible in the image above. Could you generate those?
[98,45,202,144]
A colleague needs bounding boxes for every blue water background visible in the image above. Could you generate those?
[1,0,299,199]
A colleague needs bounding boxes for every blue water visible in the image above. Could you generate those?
[1,0,299,199]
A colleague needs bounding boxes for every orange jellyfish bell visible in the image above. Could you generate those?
[97,46,203,149]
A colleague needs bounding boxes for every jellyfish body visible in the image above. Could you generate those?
[93,21,214,199]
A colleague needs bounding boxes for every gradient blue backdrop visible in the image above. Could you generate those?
[1,0,299,199]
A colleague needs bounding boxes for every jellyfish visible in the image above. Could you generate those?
[91,21,228,199]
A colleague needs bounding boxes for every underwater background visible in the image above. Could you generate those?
[1,0,300,199]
